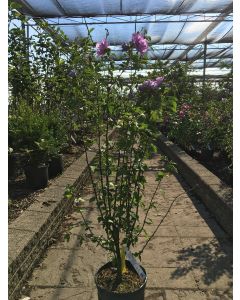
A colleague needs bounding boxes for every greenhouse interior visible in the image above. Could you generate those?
[8,0,233,299]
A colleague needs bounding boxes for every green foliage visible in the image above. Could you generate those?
[8,102,68,157]
[165,77,232,164]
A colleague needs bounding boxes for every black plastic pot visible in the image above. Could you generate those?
[24,164,49,189]
[8,152,27,179]
[48,154,64,178]
[8,155,18,179]
[95,261,147,300]
[201,149,214,161]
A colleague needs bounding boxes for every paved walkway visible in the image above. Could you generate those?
[21,154,232,300]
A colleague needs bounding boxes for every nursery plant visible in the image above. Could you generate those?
[65,30,177,299]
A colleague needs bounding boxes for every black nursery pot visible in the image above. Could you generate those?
[48,154,64,178]
[8,155,17,179]
[24,164,49,189]
[95,261,147,300]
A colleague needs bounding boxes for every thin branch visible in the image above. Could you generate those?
[138,184,198,256]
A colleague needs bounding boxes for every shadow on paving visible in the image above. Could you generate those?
[170,173,232,290]
[170,238,232,284]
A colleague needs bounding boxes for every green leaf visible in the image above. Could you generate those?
[90,165,96,173]
[64,233,71,242]
[156,171,165,181]
[165,161,177,174]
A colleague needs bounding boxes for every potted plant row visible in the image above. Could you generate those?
[24,139,64,189]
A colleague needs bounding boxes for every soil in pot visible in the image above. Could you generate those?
[48,154,64,178]
[24,164,49,189]
[95,261,147,300]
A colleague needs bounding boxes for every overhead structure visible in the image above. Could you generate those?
[15,0,233,77]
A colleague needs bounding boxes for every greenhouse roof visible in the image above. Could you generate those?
[16,0,233,73]
[16,0,233,17]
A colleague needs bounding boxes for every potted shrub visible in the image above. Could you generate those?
[47,136,65,178]
[46,111,68,177]
[48,153,64,178]
[65,32,176,300]
[24,140,49,189]
[76,110,170,300]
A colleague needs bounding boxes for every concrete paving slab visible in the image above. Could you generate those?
[138,209,175,226]
[175,225,226,238]
[28,248,108,288]
[146,267,198,289]
[145,289,164,300]
[9,228,35,266]
[169,210,212,227]
[51,225,180,250]
[25,198,60,214]
[191,267,232,290]
[164,289,208,300]
[206,289,233,300]
[29,287,97,300]
[9,210,50,233]
[133,237,186,268]
[170,238,232,290]
[142,225,179,237]
[179,237,233,260]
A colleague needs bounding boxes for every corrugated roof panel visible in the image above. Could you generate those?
[18,0,233,17]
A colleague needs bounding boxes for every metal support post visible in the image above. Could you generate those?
[202,42,207,99]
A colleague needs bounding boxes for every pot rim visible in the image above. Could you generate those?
[94,260,147,295]
[24,163,49,169]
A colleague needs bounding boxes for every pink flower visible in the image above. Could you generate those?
[179,110,185,119]
[139,80,154,91]
[182,103,191,110]
[96,38,109,56]
[155,77,164,87]
[139,76,164,91]
[132,32,148,54]
[178,103,191,119]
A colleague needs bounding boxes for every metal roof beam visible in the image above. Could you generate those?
[31,18,232,26]
[52,0,69,16]
[171,3,233,65]
[190,43,232,64]
[170,0,195,15]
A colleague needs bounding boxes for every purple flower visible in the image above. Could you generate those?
[178,103,191,119]
[96,38,109,56]
[155,77,164,87]
[179,110,185,119]
[139,80,152,91]
[132,32,148,55]
[139,76,164,91]
[182,103,190,110]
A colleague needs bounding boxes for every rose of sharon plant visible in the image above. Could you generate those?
[66,31,176,299]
